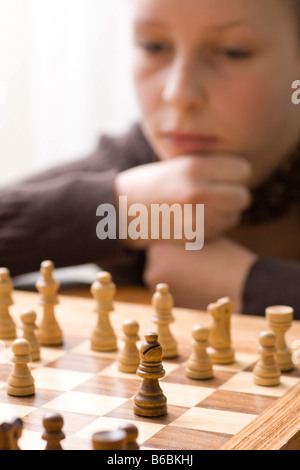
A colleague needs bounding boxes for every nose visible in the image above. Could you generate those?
[162,52,207,109]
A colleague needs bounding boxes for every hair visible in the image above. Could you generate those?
[290,0,300,20]
[285,0,300,41]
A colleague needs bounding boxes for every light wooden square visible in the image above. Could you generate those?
[0,402,36,421]
[42,391,128,416]
[70,340,120,359]
[73,416,165,444]
[32,367,94,391]
[19,430,44,451]
[161,381,216,407]
[219,371,300,397]
[170,407,258,435]
[214,352,258,373]
[97,362,140,381]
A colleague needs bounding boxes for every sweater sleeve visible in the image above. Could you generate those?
[242,256,300,320]
[0,124,154,277]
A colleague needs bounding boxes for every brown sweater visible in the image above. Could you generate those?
[0,123,299,318]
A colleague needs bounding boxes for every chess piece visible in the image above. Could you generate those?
[36,260,63,346]
[207,297,235,364]
[92,429,127,450]
[253,331,281,386]
[7,339,35,397]
[133,332,167,417]
[90,272,117,352]
[152,283,178,359]
[186,325,214,380]
[0,418,23,450]
[0,268,16,340]
[42,413,65,450]
[21,310,40,361]
[118,423,139,450]
[266,305,294,371]
[118,319,140,373]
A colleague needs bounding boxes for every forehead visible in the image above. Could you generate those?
[130,0,292,33]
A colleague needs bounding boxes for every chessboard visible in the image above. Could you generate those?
[1,274,300,450]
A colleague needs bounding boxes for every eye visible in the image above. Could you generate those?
[137,41,169,54]
[218,47,252,59]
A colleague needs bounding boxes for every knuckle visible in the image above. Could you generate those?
[184,181,209,205]
[237,159,253,182]
[237,186,252,209]
[178,155,206,179]
[220,185,252,211]
[178,156,196,179]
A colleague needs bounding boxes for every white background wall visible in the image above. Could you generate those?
[0,0,139,188]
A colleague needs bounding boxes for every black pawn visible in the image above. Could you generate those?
[118,423,139,450]
[133,332,167,417]
[42,413,65,450]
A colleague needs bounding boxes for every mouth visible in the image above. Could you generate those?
[160,130,220,153]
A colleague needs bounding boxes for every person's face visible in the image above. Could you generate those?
[130,0,300,186]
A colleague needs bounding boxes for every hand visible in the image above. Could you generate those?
[115,154,252,248]
[143,237,258,313]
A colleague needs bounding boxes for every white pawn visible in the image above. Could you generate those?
[266,305,294,372]
[21,310,40,361]
[253,331,281,387]
[152,283,178,359]
[36,260,63,346]
[186,325,214,380]
[0,268,16,340]
[90,272,117,352]
[118,319,140,373]
[7,339,35,397]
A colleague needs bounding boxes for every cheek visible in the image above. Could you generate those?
[218,75,293,147]
[132,59,161,115]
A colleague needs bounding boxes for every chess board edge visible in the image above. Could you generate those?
[221,380,300,450]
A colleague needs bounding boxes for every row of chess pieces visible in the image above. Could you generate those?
[90,274,296,387]
[0,414,140,450]
[0,260,297,388]
[0,260,63,346]
[0,260,297,449]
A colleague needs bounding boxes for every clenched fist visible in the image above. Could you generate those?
[115,154,252,247]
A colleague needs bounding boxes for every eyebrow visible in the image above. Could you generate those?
[133,19,255,32]
[133,20,167,28]
[207,20,255,32]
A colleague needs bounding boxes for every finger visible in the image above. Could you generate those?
[193,155,253,184]
[205,183,252,212]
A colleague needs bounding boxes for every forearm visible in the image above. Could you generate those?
[0,123,154,277]
[3,124,153,188]
[0,170,131,276]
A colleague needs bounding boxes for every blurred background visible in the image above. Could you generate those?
[0,0,139,188]
[0,0,141,289]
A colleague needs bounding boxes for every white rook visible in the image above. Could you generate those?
[266,305,294,372]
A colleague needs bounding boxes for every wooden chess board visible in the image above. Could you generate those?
[1,290,300,450]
